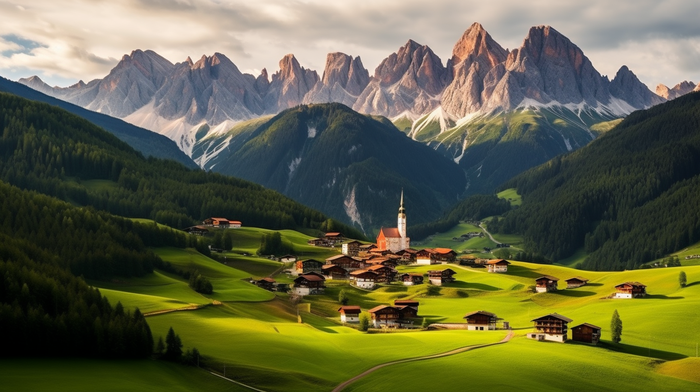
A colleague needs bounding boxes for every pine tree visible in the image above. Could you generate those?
[679,271,687,288]
[165,327,183,360]
[611,310,622,343]
[359,313,370,332]
[155,336,165,356]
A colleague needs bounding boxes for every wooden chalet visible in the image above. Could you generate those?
[307,238,326,246]
[338,306,361,323]
[400,273,424,286]
[253,277,276,291]
[183,225,208,236]
[535,275,559,293]
[428,269,456,286]
[368,305,418,328]
[366,257,399,268]
[366,264,397,283]
[278,254,298,263]
[395,248,417,263]
[565,276,589,289]
[463,311,498,331]
[571,323,601,345]
[614,282,647,298]
[486,259,511,273]
[369,248,395,256]
[350,270,379,289]
[326,254,363,270]
[203,217,230,228]
[295,259,324,274]
[322,264,348,280]
[293,273,326,295]
[229,220,242,228]
[416,249,438,265]
[529,313,572,342]
[359,244,377,252]
[432,248,457,262]
[394,300,419,315]
[341,240,362,256]
[324,232,345,246]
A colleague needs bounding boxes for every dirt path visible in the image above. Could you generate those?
[209,371,267,392]
[332,330,514,392]
[479,223,501,245]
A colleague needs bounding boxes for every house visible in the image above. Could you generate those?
[253,277,276,291]
[368,305,402,328]
[366,264,397,283]
[183,225,208,236]
[307,238,326,246]
[203,217,230,228]
[535,275,559,293]
[278,254,298,263]
[400,273,424,286]
[293,273,326,295]
[529,313,573,342]
[395,248,417,263]
[432,248,457,262]
[571,323,601,345]
[375,190,410,252]
[338,306,362,323]
[428,269,456,286]
[463,311,498,331]
[394,300,419,316]
[342,240,362,256]
[350,270,379,289]
[565,277,589,289]
[359,244,377,252]
[486,259,511,273]
[324,232,345,246]
[416,249,438,265]
[326,254,363,270]
[295,259,324,274]
[229,220,242,228]
[322,264,348,280]
[366,257,399,269]
[614,282,647,298]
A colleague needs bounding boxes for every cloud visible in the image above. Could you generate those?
[0,0,698,87]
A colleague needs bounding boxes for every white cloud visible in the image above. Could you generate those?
[0,0,698,87]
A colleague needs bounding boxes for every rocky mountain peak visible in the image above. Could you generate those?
[451,22,507,67]
[303,52,370,106]
[265,54,319,113]
[610,65,664,108]
[655,80,696,100]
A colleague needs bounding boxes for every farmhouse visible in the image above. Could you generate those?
[376,191,410,252]
[338,306,361,323]
[395,248,417,263]
[322,264,348,280]
[463,311,498,331]
[253,277,276,291]
[565,276,589,288]
[535,275,559,292]
[203,217,230,228]
[432,248,457,262]
[293,273,326,295]
[278,254,297,263]
[359,244,377,252]
[366,264,398,283]
[349,270,379,289]
[341,240,362,256]
[486,259,511,273]
[416,249,439,265]
[295,259,324,274]
[229,220,242,228]
[326,254,363,270]
[571,323,601,345]
[529,313,572,342]
[614,282,647,298]
[400,273,424,286]
[324,232,345,246]
[394,300,419,316]
[183,225,208,236]
[368,304,418,328]
[428,269,456,286]
[366,257,399,268]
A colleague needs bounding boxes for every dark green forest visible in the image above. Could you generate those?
[490,92,700,270]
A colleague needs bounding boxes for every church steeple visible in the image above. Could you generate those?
[397,189,406,240]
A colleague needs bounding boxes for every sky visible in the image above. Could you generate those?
[1,0,699,90]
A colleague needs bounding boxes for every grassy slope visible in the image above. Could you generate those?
[497,188,522,207]
[0,359,244,392]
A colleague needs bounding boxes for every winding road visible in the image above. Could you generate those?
[331,330,514,392]
[479,223,501,245]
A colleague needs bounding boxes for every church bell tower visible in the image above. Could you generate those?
[397,189,406,239]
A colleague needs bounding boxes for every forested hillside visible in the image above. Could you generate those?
[0,92,363,239]
[490,92,700,270]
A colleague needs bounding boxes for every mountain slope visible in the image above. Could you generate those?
[203,103,467,232]
[490,92,700,270]
[0,76,197,169]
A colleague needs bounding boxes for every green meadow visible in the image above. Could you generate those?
[69,226,700,391]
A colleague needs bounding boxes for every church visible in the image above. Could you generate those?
[376,190,410,252]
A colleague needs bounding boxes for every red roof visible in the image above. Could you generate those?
[433,248,456,254]
[487,259,511,265]
[338,306,361,314]
[325,232,342,237]
[379,227,402,238]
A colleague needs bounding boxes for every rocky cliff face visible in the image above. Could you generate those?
[264,54,319,113]
[610,66,665,108]
[656,81,696,100]
[353,40,449,118]
[303,52,369,107]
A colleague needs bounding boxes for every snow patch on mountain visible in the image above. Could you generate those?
[307,125,317,138]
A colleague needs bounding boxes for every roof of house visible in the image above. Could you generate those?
[229,220,242,224]
[344,240,362,245]
[367,264,394,271]
[532,313,573,323]
[572,323,601,330]
[297,274,325,282]
[338,305,361,313]
[350,269,378,276]
[463,310,497,318]
[615,281,646,288]
[487,259,511,265]
[535,275,559,282]
[394,300,419,306]
[327,254,353,261]
[566,276,589,282]
[322,264,346,270]
[433,248,456,254]
[325,232,342,237]
[257,277,276,283]
[211,217,228,221]
[368,305,395,313]
[378,227,402,238]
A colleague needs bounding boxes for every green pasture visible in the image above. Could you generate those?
[0,358,243,392]
[497,188,522,206]
[414,222,497,252]
[228,227,342,260]
[344,338,699,392]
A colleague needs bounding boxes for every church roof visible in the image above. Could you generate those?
[379,227,402,238]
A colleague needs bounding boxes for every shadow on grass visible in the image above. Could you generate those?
[644,294,684,300]
[556,290,597,298]
[599,341,687,360]
[505,265,543,279]
[448,281,500,291]
[684,281,700,287]
[585,282,604,287]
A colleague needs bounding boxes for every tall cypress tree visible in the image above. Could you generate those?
[611,310,622,343]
